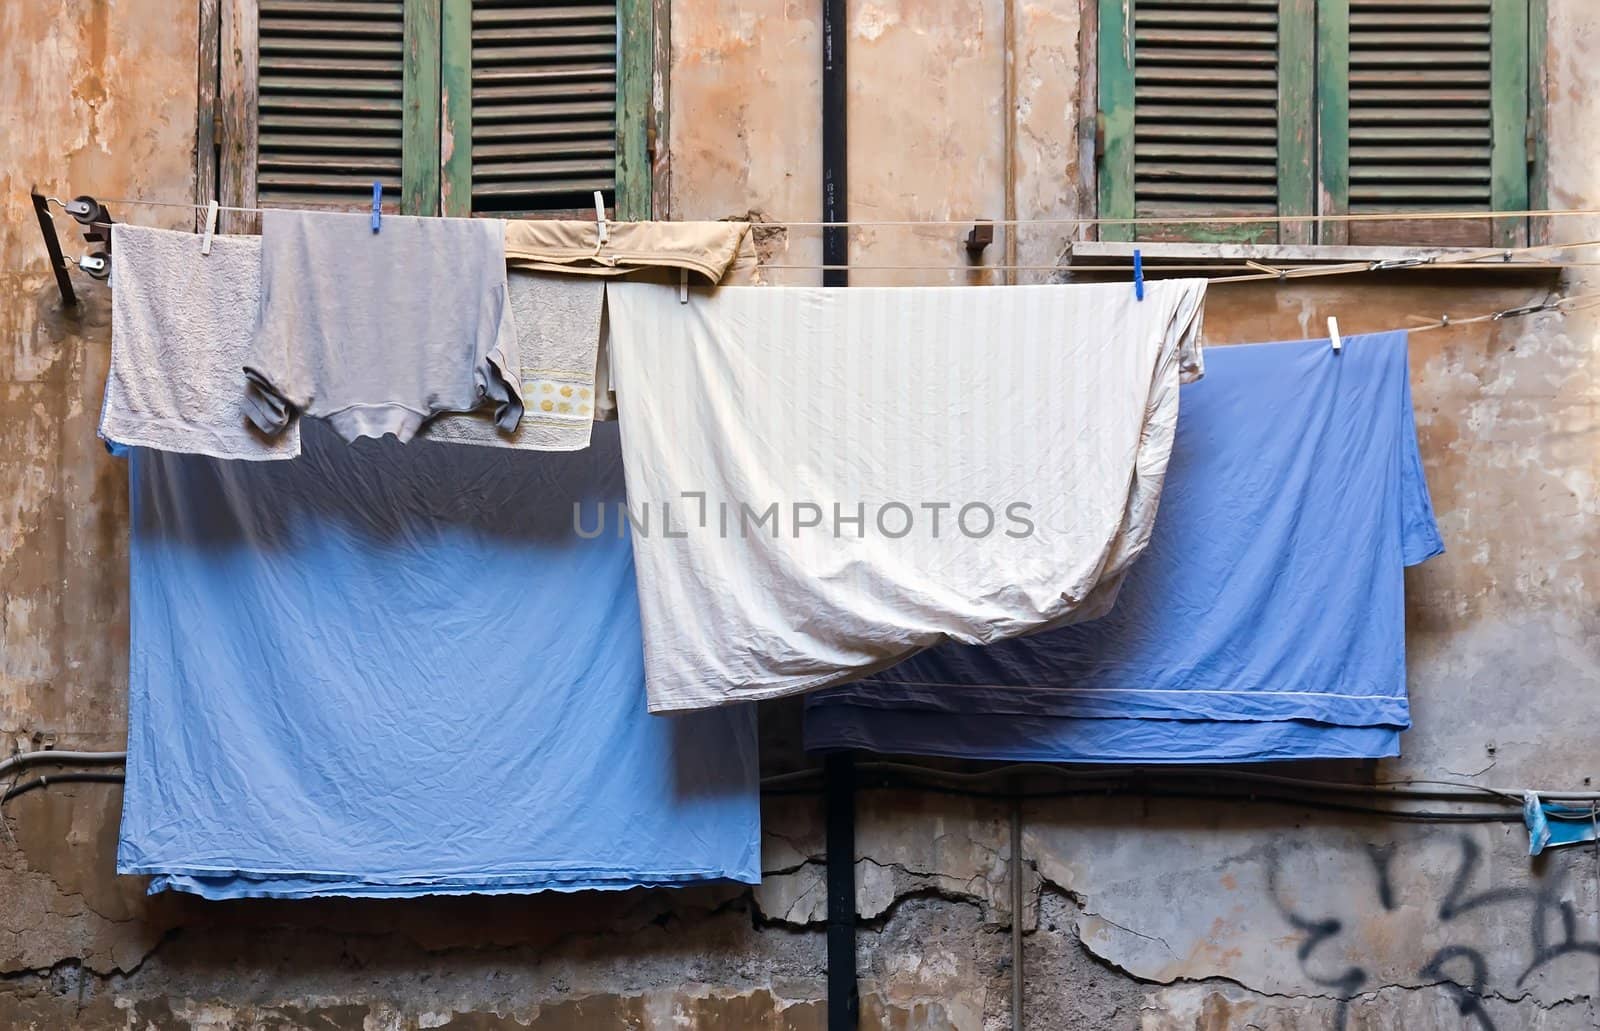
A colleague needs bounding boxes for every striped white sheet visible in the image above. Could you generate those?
[606,280,1207,712]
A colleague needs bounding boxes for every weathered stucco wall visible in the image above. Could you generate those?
[2,0,1598,1028]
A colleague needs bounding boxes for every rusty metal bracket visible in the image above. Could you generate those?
[965,221,995,258]
[60,193,116,284]
[30,188,77,307]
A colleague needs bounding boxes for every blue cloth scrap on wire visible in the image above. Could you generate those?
[1523,792,1600,857]
[804,331,1443,763]
[118,420,760,899]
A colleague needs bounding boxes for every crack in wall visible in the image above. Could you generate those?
[1035,879,1594,1022]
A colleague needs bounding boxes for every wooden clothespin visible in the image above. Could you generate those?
[1132,248,1145,301]
[1327,316,1343,354]
[200,199,219,256]
[371,182,382,233]
[593,190,609,248]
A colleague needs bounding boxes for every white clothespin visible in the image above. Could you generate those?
[593,190,608,247]
[679,268,689,304]
[200,199,219,256]
[1327,316,1342,354]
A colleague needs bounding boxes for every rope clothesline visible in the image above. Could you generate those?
[45,194,1600,285]
[41,195,1600,229]
[764,207,1600,229]
[36,191,1600,333]
[763,236,1600,284]
[1406,290,1600,333]
[54,226,1600,282]
[759,259,1600,274]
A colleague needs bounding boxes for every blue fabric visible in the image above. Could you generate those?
[119,420,760,898]
[1524,793,1600,856]
[805,332,1442,762]
[804,707,1399,764]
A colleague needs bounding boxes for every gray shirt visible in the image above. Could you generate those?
[245,210,521,443]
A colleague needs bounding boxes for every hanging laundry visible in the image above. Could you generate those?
[503,219,759,283]
[503,218,761,424]
[422,272,606,452]
[244,210,521,444]
[804,331,1444,763]
[605,280,1208,712]
[117,420,759,898]
[98,225,298,461]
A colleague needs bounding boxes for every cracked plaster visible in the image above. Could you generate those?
[2,0,1600,1027]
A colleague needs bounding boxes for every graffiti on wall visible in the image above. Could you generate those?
[1269,835,1600,1030]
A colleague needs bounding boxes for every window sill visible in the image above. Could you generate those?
[1065,241,1562,273]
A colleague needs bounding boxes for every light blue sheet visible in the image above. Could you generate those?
[805,332,1442,763]
[119,421,760,898]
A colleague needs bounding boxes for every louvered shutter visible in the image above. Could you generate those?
[257,0,405,207]
[1100,0,1531,247]
[1130,0,1282,238]
[1344,0,1522,246]
[469,1,619,213]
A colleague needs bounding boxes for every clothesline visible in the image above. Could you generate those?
[765,237,1600,279]
[761,260,1600,273]
[46,194,1600,339]
[764,207,1600,229]
[55,247,1600,340]
[1406,290,1600,332]
[40,194,1600,229]
[46,194,1600,289]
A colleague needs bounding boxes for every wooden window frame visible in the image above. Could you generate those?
[203,0,654,229]
[1094,0,1548,249]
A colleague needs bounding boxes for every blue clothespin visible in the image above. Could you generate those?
[371,182,382,233]
[1132,248,1145,301]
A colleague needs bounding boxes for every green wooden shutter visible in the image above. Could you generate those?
[439,1,622,216]
[1099,0,1314,243]
[256,0,406,208]
[1335,0,1528,246]
[1101,0,1534,247]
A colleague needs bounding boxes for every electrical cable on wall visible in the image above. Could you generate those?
[0,767,1542,826]
[7,746,1600,826]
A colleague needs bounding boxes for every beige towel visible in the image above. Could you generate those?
[503,219,759,284]
[422,271,606,451]
[484,220,760,432]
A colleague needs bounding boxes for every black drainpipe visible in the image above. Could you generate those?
[822,0,848,289]
[824,752,857,1030]
[822,3,856,1029]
